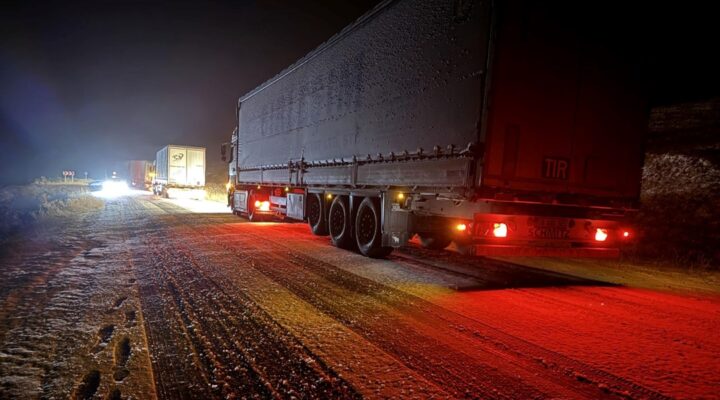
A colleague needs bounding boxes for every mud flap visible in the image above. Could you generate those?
[233,191,248,214]
[381,194,414,248]
[286,193,304,220]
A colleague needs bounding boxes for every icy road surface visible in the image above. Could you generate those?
[1,194,719,399]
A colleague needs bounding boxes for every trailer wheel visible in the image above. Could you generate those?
[328,196,353,249]
[418,234,452,250]
[307,193,328,236]
[355,197,393,258]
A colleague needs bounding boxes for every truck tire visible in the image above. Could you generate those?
[307,193,328,236]
[355,197,393,258]
[418,234,452,250]
[328,196,353,249]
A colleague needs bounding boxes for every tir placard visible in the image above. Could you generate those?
[542,157,570,180]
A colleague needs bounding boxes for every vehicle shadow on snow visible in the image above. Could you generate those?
[394,244,617,292]
[145,203,614,293]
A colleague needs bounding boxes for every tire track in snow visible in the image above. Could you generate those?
[211,228,600,399]
[153,208,581,399]
[135,198,362,399]
[212,222,672,400]
[147,201,451,398]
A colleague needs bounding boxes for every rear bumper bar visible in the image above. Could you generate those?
[469,244,620,258]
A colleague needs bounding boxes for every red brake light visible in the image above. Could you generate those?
[595,228,608,242]
[456,223,467,232]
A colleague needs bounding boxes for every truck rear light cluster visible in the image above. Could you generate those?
[593,228,632,242]
[254,200,271,211]
[468,221,510,238]
[595,228,608,242]
[493,223,508,238]
[456,223,467,232]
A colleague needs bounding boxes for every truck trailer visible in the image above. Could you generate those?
[223,0,647,258]
[153,145,206,199]
[128,160,154,190]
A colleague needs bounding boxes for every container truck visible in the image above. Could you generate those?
[128,160,154,190]
[222,0,648,258]
[153,145,206,199]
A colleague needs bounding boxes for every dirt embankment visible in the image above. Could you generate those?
[634,99,720,269]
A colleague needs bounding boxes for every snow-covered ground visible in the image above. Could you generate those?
[163,197,231,214]
[2,191,719,399]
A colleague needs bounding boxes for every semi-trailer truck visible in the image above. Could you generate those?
[153,145,206,199]
[222,0,648,258]
[128,160,154,190]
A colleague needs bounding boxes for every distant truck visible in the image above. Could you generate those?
[153,145,206,199]
[128,160,154,190]
[222,0,647,258]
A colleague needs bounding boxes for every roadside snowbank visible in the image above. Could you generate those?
[0,184,104,239]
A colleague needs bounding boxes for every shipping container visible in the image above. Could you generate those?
[222,0,647,258]
[153,145,206,198]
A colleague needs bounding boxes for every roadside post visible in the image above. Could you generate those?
[62,170,75,183]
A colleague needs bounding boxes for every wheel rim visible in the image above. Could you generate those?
[329,204,345,237]
[356,206,376,246]
[307,195,320,226]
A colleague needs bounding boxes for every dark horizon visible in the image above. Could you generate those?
[1,0,718,185]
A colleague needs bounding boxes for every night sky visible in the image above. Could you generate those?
[1,0,718,185]
[0,0,379,183]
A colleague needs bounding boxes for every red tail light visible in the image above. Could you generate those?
[493,223,508,238]
[595,228,608,242]
[254,200,270,211]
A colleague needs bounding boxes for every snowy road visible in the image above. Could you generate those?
[1,194,719,399]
